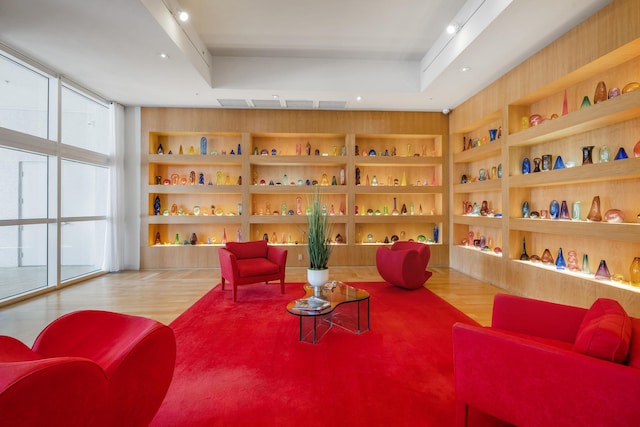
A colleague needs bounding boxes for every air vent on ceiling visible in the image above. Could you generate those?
[285,100,314,109]
[318,100,347,109]
[217,99,249,108]
[251,99,282,108]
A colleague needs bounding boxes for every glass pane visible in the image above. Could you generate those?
[0,224,48,300]
[61,160,108,217]
[61,87,110,154]
[61,220,105,281]
[0,53,49,139]
[0,147,49,220]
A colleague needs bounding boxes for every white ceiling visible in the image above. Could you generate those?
[0,0,611,111]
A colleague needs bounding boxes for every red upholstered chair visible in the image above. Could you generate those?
[0,310,176,427]
[453,294,640,426]
[219,240,288,302]
[375,241,433,289]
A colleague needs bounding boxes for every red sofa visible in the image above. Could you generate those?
[0,310,176,427]
[219,240,288,302]
[453,294,640,427]
[375,241,433,289]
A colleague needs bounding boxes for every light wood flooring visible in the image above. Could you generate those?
[0,266,506,346]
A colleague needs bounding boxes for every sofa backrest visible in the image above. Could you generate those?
[226,240,268,259]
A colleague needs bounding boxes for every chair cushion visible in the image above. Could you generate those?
[226,240,268,260]
[573,298,632,364]
[236,258,279,278]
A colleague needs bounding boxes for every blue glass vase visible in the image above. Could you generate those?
[549,200,560,219]
[556,248,566,270]
[522,157,531,174]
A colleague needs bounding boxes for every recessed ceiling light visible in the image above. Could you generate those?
[356,96,362,102]
[272,94,279,99]
[178,11,189,22]
[461,66,471,72]
[159,53,169,59]
[446,24,459,34]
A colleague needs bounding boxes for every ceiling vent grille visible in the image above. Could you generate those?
[251,99,282,108]
[318,100,347,109]
[285,100,314,109]
[217,99,249,108]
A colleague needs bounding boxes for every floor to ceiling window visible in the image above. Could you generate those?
[0,48,115,302]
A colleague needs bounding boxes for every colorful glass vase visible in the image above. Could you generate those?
[630,257,640,287]
[581,146,594,165]
[522,157,531,174]
[595,259,611,280]
[614,147,629,160]
[555,248,566,270]
[586,196,602,222]
[519,237,529,261]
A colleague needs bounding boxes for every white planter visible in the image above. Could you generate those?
[307,268,329,287]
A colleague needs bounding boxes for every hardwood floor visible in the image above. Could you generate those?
[0,266,505,346]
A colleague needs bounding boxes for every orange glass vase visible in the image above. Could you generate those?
[630,257,640,287]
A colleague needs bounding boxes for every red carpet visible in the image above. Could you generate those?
[151,282,507,426]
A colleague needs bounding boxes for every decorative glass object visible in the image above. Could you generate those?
[154,196,161,215]
[604,209,625,223]
[594,81,607,104]
[559,200,569,219]
[190,233,197,245]
[520,237,529,261]
[157,143,164,154]
[522,201,530,218]
[582,254,590,274]
[634,140,640,157]
[549,200,559,219]
[599,145,610,163]
[567,250,580,272]
[541,154,552,171]
[572,201,581,220]
[174,233,180,245]
[553,156,565,169]
[555,248,566,270]
[541,248,554,264]
[497,163,502,178]
[608,87,620,98]
[562,89,569,115]
[433,224,439,243]
[489,129,497,141]
[479,168,487,181]
[595,259,611,280]
[614,147,628,160]
[581,146,594,164]
[522,157,531,174]
[586,196,602,222]
[580,96,591,109]
[533,158,541,173]
[630,257,640,287]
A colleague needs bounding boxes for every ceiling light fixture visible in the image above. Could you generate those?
[356,96,362,102]
[159,53,169,59]
[461,66,471,72]
[446,24,459,34]
[178,10,189,22]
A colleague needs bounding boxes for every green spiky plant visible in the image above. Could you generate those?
[307,187,333,270]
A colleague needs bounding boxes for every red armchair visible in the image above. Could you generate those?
[375,241,433,289]
[453,294,640,426]
[0,310,176,427]
[219,240,288,302]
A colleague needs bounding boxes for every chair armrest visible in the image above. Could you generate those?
[218,247,239,280]
[453,322,640,426]
[491,293,586,342]
[267,245,288,269]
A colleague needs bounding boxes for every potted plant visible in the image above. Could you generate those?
[306,187,332,291]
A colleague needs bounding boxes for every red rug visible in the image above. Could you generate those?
[151,282,507,426]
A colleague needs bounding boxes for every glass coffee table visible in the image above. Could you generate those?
[286,281,370,344]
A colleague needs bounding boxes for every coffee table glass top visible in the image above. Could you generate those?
[286,281,369,316]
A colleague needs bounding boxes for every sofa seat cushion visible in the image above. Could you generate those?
[226,240,268,260]
[573,298,632,364]
[236,258,279,278]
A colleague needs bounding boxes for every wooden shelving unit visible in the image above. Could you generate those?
[140,109,449,269]
[449,0,640,316]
